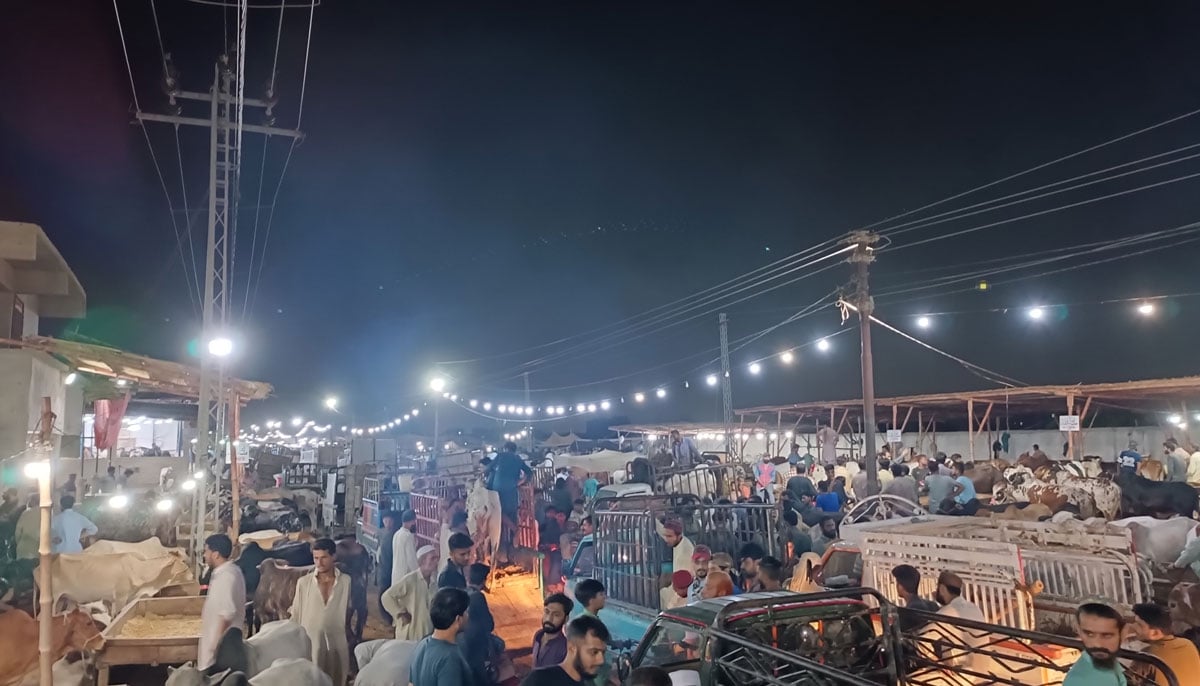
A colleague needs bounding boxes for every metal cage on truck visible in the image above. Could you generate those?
[590,495,784,612]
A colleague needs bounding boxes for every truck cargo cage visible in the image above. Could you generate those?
[711,629,882,686]
[898,607,1179,686]
[591,496,784,612]
[855,517,1150,632]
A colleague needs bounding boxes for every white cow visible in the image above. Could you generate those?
[166,659,332,686]
[1111,516,1200,565]
[353,639,419,686]
[244,621,313,676]
[466,478,503,569]
[662,465,719,499]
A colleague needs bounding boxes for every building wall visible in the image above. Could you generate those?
[0,349,69,484]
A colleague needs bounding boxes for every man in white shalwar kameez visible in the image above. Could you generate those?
[290,538,351,686]
[391,510,419,583]
[381,545,439,640]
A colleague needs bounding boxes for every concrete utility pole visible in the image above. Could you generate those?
[719,313,734,458]
[137,56,302,554]
[846,231,880,495]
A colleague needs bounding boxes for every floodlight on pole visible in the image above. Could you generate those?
[429,377,447,393]
[324,396,339,410]
[207,337,234,358]
[916,316,931,329]
[1137,302,1155,316]
[1027,307,1045,320]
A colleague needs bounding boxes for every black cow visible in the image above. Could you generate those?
[1114,471,1199,518]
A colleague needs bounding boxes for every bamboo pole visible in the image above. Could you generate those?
[37,396,54,686]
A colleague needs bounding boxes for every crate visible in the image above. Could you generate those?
[97,595,205,686]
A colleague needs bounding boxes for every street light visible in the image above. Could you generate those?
[64,372,78,385]
[816,338,831,352]
[291,417,303,427]
[780,351,794,364]
[324,396,339,411]
[429,377,447,393]
[1027,307,1045,321]
[916,316,931,329]
[1137,302,1155,316]
[207,337,234,358]
[706,374,718,387]
[748,362,762,375]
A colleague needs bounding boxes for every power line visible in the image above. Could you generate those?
[878,145,1200,240]
[860,104,1200,235]
[245,0,314,317]
[113,0,201,315]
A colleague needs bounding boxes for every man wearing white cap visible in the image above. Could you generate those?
[382,544,440,641]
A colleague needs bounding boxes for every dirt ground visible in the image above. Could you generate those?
[106,573,545,685]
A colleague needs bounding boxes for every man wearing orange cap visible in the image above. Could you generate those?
[688,546,712,602]
[660,570,693,610]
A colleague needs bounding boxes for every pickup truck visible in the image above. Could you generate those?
[624,589,1179,686]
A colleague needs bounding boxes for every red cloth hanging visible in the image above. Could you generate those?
[93,392,130,451]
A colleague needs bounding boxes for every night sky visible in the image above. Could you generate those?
[3,2,1200,434]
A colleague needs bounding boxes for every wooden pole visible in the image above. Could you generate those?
[37,396,55,686]
[967,399,975,462]
[1066,393,1076,462]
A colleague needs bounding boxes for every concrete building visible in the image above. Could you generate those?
[0,221,86,470]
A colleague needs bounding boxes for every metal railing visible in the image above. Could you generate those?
[896,607,1179,686]
[711,629,883,686]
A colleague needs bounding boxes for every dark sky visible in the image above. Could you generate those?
[3,1,1200,434]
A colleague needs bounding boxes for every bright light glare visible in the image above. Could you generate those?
[816,338,831,352]
[207,337,234,357]
[634,392,646,403]
[656,388,667,399]
[429,377,447,393]
[706,374,718,387]
[469,399,478,408]
[116,379,128,387]
[193,470,205,480]
[482,402,492,411]
[23,461,49,480]
[155,498,174,512]
[64,372,78,385]
[324,396,338,410]
[1137,302,1155,316]
[916,316,931,329]
[525,406,534,415]
[1027,307,1045,320]
[181,479,196,491]
[291,417,303,427]
[108,494,129,510]
[748,362,762,375]
[1167,414,1182,425]
[780,351,794,364]
[587,403,597,413]
[600,400,611,411]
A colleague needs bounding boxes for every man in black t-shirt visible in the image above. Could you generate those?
[521,615,610,686]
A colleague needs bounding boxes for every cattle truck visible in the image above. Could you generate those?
[819,513,1153,634]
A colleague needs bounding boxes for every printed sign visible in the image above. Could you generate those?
[300,449,317,464]
[1059,415,1081,432]
[886,429,902,443]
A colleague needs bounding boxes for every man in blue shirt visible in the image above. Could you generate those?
[487,442,533,528]
[1117,441,1142,475]
[951,462,979,516]
[50,495,98,554]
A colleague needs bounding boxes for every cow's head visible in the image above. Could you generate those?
[52,650,98,686]
[1167,582,1200,633]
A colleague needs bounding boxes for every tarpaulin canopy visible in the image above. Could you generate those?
[540,432,584,448]
[551,449,631,473]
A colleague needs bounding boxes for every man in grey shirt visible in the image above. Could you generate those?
[924,471,963,514]
[882,463,920,505]
[410,588,474,686]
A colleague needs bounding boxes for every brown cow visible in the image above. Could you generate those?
[1016,451,1053,473]
[254,558,313,627]
[335,536,371,646]
[0,604,103,686]
[1138,458,1168,482]
[983,503,1055,521]
[965,462,1006,499]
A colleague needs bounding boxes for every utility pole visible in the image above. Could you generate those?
[524,371,534,454]
[846,231,880,495]
[136,56,302,554]
[719,313,733,458]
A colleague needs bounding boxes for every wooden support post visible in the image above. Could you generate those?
[1066,393,1076,462]
[900,406,914,433]
[1077,396,1093,459]
[917,411,924,452]
[37,397,54,686]
[967,399,976,462]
